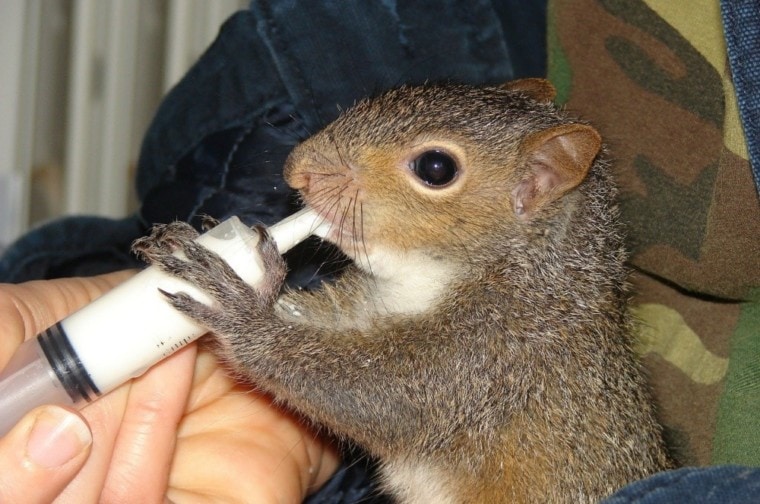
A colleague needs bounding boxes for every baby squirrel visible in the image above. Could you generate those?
[134,78,674,503]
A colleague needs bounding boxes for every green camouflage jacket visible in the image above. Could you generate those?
[548,0,760,467]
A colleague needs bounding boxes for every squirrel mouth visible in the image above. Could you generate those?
[305,203,367,256]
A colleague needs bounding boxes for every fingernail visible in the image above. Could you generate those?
[26,407,92,468]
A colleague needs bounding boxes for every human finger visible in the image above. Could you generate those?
[98,343,197,503]
[0,406,92,504]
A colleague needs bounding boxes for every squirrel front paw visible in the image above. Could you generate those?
[131,221,288,334]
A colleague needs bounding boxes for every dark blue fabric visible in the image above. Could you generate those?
[721,0,760,195]
[0,216,144,283]
[603,466,760,503]
[304,448,389,504]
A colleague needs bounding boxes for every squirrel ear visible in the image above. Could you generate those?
[511,124,601,219]
[502,78,556,103]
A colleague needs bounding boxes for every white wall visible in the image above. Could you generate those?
[0,0,248,249]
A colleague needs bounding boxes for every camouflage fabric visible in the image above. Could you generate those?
[547,0,760,467]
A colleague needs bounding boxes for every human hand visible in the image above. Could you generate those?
[0,272,339,503]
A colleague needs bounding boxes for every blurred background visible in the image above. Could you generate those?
[0,0,248,251]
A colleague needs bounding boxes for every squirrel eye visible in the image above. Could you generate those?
[411,150,458,187]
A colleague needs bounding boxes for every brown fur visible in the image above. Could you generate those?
[134,79,674,503]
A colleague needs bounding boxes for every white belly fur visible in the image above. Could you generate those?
[382,459,458,504]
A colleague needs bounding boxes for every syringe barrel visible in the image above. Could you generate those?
[0,209,327,437]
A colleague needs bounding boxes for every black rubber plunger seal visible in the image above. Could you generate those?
[38,322,100,403]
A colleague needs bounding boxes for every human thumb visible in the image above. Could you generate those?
[0,405,92,503]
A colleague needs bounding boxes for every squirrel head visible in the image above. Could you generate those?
[284,79,602,261]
